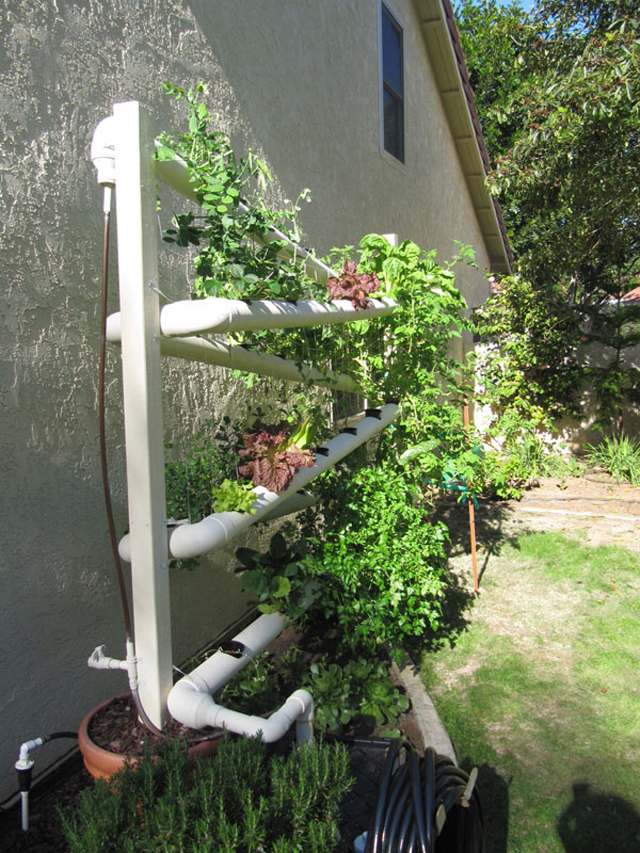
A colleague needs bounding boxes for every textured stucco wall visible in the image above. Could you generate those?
[0,0,492,797]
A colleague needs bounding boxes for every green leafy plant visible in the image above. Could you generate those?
[159,83,322,304]
[216,653,281,716]
[59,735,353,853]
[164,418,249,523]
[325,234,472,412]
[214,644,409,737]
[212,478,257,514]
[308,462,448,656]
[473,275,582,424]
[303,656,409,736]
[584,434,640,485]
[235,533,312,619]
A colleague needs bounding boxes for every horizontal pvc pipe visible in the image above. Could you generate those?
[105,325,358,392]
[167,611,313,742]
[107,296,397,340]
[259,490,317,522]
[119,404,398,562]
[118,487,316,563]
[154,143,335,284]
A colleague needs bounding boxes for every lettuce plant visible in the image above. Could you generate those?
[239,418,315,492]
[326,259,381,309]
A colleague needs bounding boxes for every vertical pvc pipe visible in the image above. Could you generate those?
[114,101,172,727]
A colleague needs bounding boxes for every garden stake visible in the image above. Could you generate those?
[463,403,479,592]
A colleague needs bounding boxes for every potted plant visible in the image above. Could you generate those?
[78,693,223,781]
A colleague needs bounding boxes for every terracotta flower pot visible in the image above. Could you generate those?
[78,693,221,780]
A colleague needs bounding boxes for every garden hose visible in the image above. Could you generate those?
[422,478,479,509]
[364,740,484,853]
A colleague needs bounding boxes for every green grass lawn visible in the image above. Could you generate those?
[420,531,640,852]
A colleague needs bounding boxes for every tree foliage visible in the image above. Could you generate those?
[457,0,640,434]
[455,0,529,159]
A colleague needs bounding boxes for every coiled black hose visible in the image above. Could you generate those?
[365,741,484,853]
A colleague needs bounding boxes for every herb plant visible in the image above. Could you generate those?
[308,462,448,657]
[60,735,352,853]
[164,418,250,523]
[235,533,312,620]
[159,83,323,303]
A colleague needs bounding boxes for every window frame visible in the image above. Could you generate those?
[379,2,405,164]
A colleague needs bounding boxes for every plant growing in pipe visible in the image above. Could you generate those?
[159,83,325,304]
[238,417,316,493]
[164,417,248,524]
[235,533,312,621]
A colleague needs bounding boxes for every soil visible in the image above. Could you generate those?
[2,474,637,852]
[89,695,221,755]
[433,475,640,576]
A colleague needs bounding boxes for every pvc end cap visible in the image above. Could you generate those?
[91,117,116,187]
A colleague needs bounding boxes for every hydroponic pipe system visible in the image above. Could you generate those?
[168,612,314,742]
[90,102,398,737]
[118,405,399,562]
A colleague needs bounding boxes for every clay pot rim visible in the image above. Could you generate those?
[79,692,223,780]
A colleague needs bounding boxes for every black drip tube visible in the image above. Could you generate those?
[365,741,484,853]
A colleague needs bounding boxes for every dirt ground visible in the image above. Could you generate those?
[435,475,640,576]
[503,475,640,551]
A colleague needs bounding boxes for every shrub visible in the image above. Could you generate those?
[585,434,640,485]
[308,463,448,656]
[60,735,352,853]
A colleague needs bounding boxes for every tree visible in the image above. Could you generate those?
[454,0,529,160]
[457,1,640,434]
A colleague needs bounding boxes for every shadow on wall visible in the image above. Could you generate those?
[557,782,640,853]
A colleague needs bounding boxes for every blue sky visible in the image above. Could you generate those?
[497,0,537,11]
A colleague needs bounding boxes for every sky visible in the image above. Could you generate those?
[490,0,537,11]
[498,0,537,10]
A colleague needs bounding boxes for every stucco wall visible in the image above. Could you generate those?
[0,0,493,797]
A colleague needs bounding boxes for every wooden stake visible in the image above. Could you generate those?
[463,403,479,593]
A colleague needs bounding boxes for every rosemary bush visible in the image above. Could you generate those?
[60,736,352,853]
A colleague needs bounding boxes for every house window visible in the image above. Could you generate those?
[381,3,404,162]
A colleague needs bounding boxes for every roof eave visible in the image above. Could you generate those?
[414,0,513,274]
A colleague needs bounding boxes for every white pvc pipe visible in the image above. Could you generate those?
[91,116,117,187]
[118,487,316,563]
[167,611,314,743]
[104,325,358,392]
[108,296,396,339]
[119,404,398,562]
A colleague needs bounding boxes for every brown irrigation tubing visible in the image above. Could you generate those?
[98,205,133,641]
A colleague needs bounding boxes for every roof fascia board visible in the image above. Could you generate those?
[414,0,512,273]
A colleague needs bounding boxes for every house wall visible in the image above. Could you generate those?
[0,0,492,797]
